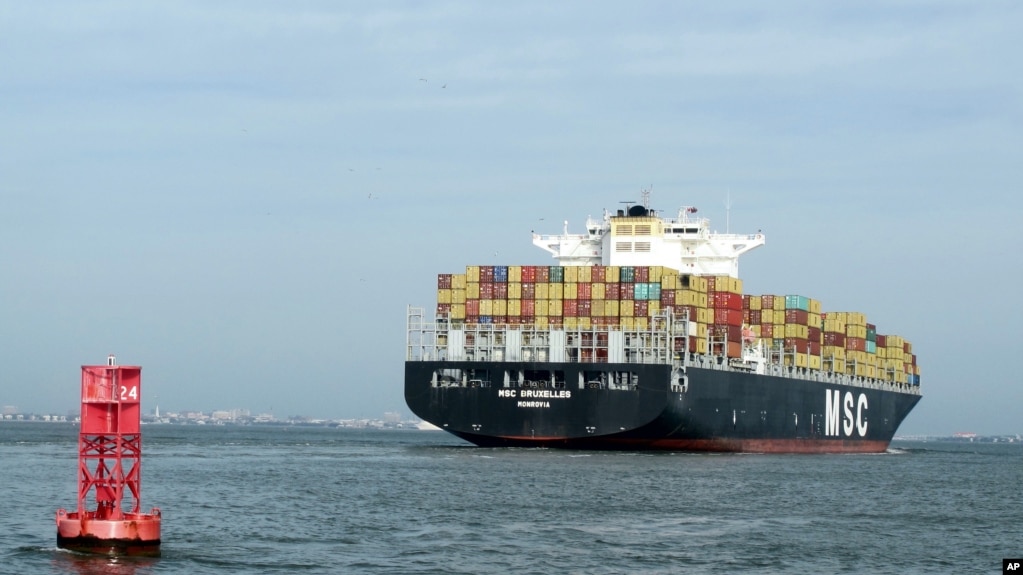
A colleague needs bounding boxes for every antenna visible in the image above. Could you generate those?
[724,190,732,233]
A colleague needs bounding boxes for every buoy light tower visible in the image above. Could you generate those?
[56,355,161,556]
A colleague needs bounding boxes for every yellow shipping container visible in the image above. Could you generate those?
[549,283,564,300]
[535,316,549,329]
[808,355,822,370]
[452,289,466,304]
[808,313,822,329]
[507,300,521,317]
[548,299,563,316]
[661,273,678,290]
[695,338,708,354]
[451,303,466,320]
[605,300,620,317]
[823,318,846,334]
[466,265,480,282]
[577,266,591,283]
[784,353,809,368]
[620,300,635,317]
[536,283,550,299]
[824,357,845,374]
[621,317,635,330]
[563,283,578,300]
[784,324,808,339]
[480,300,494,316]
[634,316,649,330]
[535,299,549,317]
[494,300,508,316]
[591,282,606,300]
[564,317,578,330]
[698,308,714,324]
[649,266,664,283]
[606,266,620,282]
[452,274,467,289]
[508,282,521,299]
[846,324,867,339]
[809,299,821,314]
[437,289,452,304]
[648,301,661,316]
[749,296,762,311]
[579,317,592,330]
[467,282,480,299]
[675,289,703,307]
[509,266,521,283]
[564,266,578,283]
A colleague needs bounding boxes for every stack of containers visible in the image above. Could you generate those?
[662,273,710,354]
[778,295,823,369]
[707,276,744,357]
[436,266,919,384]
[821,311,847,373]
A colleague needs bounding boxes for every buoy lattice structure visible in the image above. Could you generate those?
[56,355,161,556]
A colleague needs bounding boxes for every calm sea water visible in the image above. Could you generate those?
[1,422,1019,575]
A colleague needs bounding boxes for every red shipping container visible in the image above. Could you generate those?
[537,266,550,282]
[714,308,743,326]
[747,309,762,325]
[711,324,742,343]
[823,332,846,347]
[480,266,494,281]
[479,282,494,299]
[660,290,674,307]
[494,283,508,299]
[436,303,451,315]
[577,283,592,299]
[606,283,621,299]
[743,295,753,310]
[522,266,537,283]
[808,341,821,355]
[620,282,635,300]
[578,300,592,317]
[635,300,648,316]
[712,292,743,311]
[706,276,718,291]
[847,337,867,352]
[564,300,578,317]
[466,300,480,315]
[785,309,809,325]
[635,267,649,282]
[808,326,821,343]
[761,324,774,338]
[876,334,887,347]
[592,266,606,282]
[762,295,775,309]
[784,337,810,354]
[522,283,536,299]
[438,274,452,289]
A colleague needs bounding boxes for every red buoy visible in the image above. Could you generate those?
[56,355,161,556]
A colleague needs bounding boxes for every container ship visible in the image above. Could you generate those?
[404,197,921,452]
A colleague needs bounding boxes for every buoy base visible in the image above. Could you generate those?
[56,508,161,557]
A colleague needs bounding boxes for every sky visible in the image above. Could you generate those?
[2,2,1021,435]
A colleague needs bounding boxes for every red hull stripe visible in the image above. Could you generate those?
[494,436,891,454]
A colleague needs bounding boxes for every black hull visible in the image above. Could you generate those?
[405,361,921,453]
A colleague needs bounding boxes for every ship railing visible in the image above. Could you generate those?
[407,308,921,395]
[682,352,920,395]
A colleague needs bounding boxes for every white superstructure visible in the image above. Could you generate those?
[531,201,764,278]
